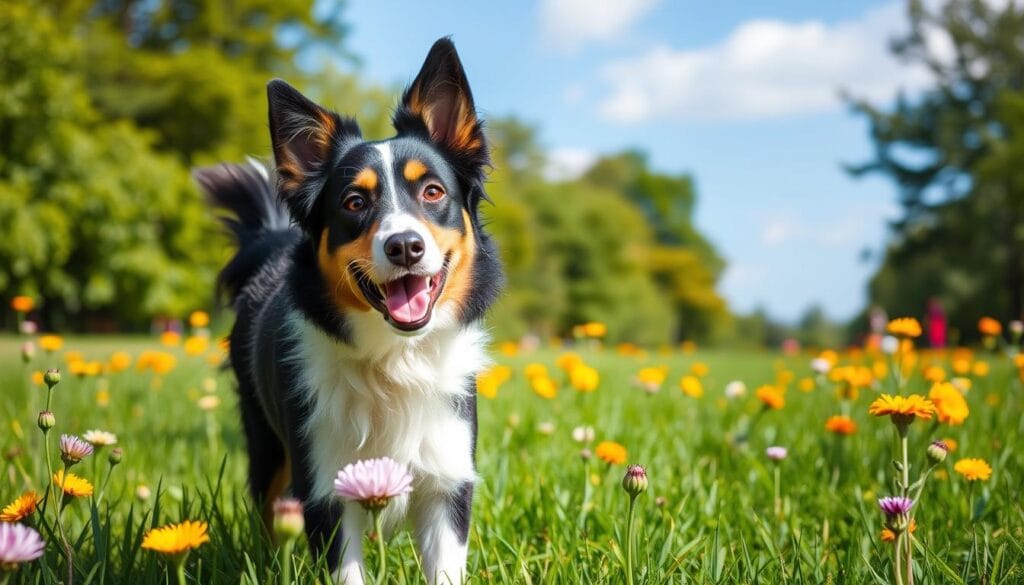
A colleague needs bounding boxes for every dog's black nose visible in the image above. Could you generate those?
[384,231,425,267]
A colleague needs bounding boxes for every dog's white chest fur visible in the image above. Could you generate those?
[287,308,486,511]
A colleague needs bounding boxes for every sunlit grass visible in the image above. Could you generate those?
[1,335,1022,583]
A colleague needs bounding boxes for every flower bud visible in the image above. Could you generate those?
[44,368,61,389]
[273,498,305,541]
[622,464,648,497]
[108,448,123,466]
[927,440,948,465]
[37,410,55,431]
[21,342,35,364]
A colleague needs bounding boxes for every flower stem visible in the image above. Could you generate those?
[280,539,294,585]
[175,557,187,585]
[893,533,906,585]
[900,434,912,585]
[625,494,637,585]
[374,511,387,585]
[773,465,782,518]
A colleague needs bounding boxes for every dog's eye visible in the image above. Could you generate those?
[342,193,366,212]
[422,184,446,203]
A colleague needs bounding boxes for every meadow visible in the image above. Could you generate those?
[1,325,1023,584]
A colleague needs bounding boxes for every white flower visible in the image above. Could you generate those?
[810,358,831,375]
[724,381,747,399]
[881,335,900,355]
[83,429,118,447]
[571,425,595,443]
[536,421,555,435]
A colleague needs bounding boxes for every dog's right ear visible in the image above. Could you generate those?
[267,79,361,220]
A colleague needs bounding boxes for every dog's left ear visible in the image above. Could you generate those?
[394,38,489,173]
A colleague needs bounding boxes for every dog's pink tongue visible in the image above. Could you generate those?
[384,275,430,323]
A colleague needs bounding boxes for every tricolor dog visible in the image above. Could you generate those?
[195,38,501,584]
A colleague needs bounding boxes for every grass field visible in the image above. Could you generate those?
[1,332,1022,584]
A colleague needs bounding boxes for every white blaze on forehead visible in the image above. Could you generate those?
[370,143,443,279]
[374,142,399,210]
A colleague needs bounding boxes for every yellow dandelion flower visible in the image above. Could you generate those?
[942,438,959,452]
[569,364,599,393]
[183,336,210,357]
[54,470,93,498]
[635,366,666,392]
[476,373,499,399]
[953,458,992,481]
[498,341,519,357]
[972,361,990,377]
[887,317,922,338]
[96,389,110,407]
[755,385,785,410]
[530,376,557,399]
[31,371,44,386]
[39,335,63,352]
[868,394,934,430]
[524,363,548,380]
[977,317,1001,337]
[798,377,815,392]
[10,296,34,313]
[923,365,946,383]
[824,415,857,435]
[189,310,210,329]
[141,520,210,556]
[928,382,969,426]
[581,322,607,338]
[679,375,703,398]
[594,440,627,465]
[1,490,40,522]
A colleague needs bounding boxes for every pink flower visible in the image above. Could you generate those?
[0,522,45,568]
[765,446,788,461]
[59,434,93,466]
[334,457,414,511]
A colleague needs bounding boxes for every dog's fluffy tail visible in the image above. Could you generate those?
[194,158,299,302]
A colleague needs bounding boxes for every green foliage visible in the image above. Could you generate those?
[849,0,1024,334]
[0,1,728,342]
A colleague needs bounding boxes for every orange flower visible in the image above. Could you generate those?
[824,415,857,435]
[595,440,627,465]
[183,336,210,356]
[887,317,922,338]
[978,317,1002,337]
[928,382,969,425]
[580,322,607,338]
[690,362,710,377]
[10,296,34,313]
[0,490,39,522]
[868,394,934,429]
[755,385,785,410]
[881,518,917,542]
[954,458,992,481]
[942,437,959,453]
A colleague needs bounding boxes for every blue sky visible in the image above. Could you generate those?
[334,0,936,322]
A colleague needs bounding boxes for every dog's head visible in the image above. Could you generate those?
[268,38,497,334]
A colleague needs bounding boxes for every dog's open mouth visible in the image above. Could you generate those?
[351,257,449,332]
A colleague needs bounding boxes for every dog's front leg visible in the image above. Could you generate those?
[413,482,473,585]
[334,503,368,585]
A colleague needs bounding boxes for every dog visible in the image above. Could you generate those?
[194,38,502,584]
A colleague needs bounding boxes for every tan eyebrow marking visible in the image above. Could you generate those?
[352,168,378,191]
[403,159,428,182]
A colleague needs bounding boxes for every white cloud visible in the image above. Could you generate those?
[597,3,941,123]
[540,0,661,53]
[544,147,598,181]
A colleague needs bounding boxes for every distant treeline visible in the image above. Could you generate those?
[0,1,727,344]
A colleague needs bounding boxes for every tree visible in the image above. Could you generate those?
[848,0,1024,334]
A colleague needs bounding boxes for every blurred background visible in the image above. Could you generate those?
[1,0,1021,348]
